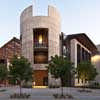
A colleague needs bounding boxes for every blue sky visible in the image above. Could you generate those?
[0,0,100,47]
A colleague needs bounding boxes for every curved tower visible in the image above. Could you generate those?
[20,5,61,86]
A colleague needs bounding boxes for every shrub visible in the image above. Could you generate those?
[66,94,74,99]
[78,89,92,93]
[22,84,32,88]
[89,82,100,89]
[10,93,30,99]
[53,94,66,99]
[0,89,6,92]
[49,85,60,88]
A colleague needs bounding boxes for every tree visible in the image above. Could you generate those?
[76,61,98,87]
[46,55,73,96]
[0,64,8,84]
[9,56,33,95]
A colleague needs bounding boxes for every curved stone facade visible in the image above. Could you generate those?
[20,5,61,86]
[20,5,61,69]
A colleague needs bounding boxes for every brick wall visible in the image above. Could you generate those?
[0,37,21,64]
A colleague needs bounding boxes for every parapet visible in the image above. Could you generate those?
[20,5,60,23]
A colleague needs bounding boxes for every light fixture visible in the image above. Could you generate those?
[91,55,100,62]
[39,34,42,44]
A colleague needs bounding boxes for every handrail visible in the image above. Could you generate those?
[34,42,48,48]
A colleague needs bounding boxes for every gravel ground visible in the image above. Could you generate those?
[0,87,100,100]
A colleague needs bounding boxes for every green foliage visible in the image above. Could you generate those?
[47,55,74,85]
[9,78,16,85]
[9,56,33,82]
[0,64,8,81]
[9,56,33,95]
[76,61,98,83]
[47,55,73,96]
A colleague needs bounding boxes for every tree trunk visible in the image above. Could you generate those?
[82,79,85,91]
[61,78,64,96]
[19,81,22,96]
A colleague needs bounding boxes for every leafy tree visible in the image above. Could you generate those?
[76,61,98,87]
[46,55,73,96]
[9,56,33,95]
[0,64,8,84]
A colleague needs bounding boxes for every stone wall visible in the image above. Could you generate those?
[20,5,61,86]
[20,5,61,69]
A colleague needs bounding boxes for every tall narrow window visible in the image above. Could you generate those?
[33,28,48,64]
[77,44,81,64]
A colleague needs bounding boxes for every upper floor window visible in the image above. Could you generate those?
[33,28,48,48]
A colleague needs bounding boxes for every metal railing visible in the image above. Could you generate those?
[34,42,48,48]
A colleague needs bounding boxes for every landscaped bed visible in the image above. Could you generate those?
[10,93,30,99]
[53,93,74,99]
[0,89,7,92]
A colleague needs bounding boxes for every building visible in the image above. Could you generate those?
[0,4,97,86]
[20,3,99,86]
[91,45,100,83]
[0,37,21,66]
[0,33,98,86]
[0,3,97,87]
[63,33,97,86]
[97,45,100,53]
[20,5,61,86]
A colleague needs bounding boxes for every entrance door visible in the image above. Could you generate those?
[34,70,48,86]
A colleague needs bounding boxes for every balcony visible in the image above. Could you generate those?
[34,42,48,49]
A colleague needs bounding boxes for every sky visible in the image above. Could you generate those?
[0,0,100,47]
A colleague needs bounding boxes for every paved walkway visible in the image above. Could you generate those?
[0,87,100,100]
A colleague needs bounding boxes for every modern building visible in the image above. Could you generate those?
[97,45,100,53]
[63,33,97,86]
[20,3,99,86]
[20,5,61,86]
[91,45,100,83]
[0,33,97,86]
